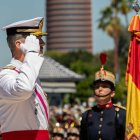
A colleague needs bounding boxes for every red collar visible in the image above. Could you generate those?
[97,102,113,109]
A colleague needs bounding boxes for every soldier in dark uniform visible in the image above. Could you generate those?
[80,54,126,140]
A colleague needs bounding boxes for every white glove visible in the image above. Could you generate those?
[20,35,40,54]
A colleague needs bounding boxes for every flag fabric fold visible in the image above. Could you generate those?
[125,15,140,139]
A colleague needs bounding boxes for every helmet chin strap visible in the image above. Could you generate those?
[94,91,112,97]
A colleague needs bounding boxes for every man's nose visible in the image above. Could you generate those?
[98,86,103,90]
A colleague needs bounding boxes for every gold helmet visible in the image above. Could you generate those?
[93,53,115,90]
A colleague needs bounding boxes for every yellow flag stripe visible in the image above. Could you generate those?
[126,74,140,138]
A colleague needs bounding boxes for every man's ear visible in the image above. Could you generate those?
[15,40,22,49]
[111,91,115,98]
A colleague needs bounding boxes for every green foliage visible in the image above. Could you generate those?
[118,26,130,64]
[47,50,93,68]
[98,7,113,30]
[115,77,127,105]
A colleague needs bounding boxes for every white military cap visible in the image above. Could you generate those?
[2,17,47,36]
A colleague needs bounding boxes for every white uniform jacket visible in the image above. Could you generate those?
[0,53,49,140]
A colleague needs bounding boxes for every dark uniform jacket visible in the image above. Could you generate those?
[80,104,126,140]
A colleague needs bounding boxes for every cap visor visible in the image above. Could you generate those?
[31,32,47,36]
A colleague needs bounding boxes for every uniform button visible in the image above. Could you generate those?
[99,124,102,128]
[106,104,109,108]
[100,118,103,121]
[101,111,104,114]
[98,131,101,134]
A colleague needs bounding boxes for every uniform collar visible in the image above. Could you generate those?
[9,58,22,69]
[97,101,113,109]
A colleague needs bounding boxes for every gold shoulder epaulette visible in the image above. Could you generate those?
[1,65,16,70]
[113,104,126,111]
[84,107,92,112]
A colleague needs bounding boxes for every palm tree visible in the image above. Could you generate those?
[98,0,131,37]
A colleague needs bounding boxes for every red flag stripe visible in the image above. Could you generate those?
[127,36,140,90]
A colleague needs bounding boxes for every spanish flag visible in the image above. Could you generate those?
[125,15,140,139]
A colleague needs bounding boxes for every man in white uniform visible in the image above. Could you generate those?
[0,17,49,140]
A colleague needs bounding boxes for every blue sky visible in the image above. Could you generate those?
[0,0,134,66]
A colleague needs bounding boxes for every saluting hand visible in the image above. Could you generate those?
[20,35,40,54]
